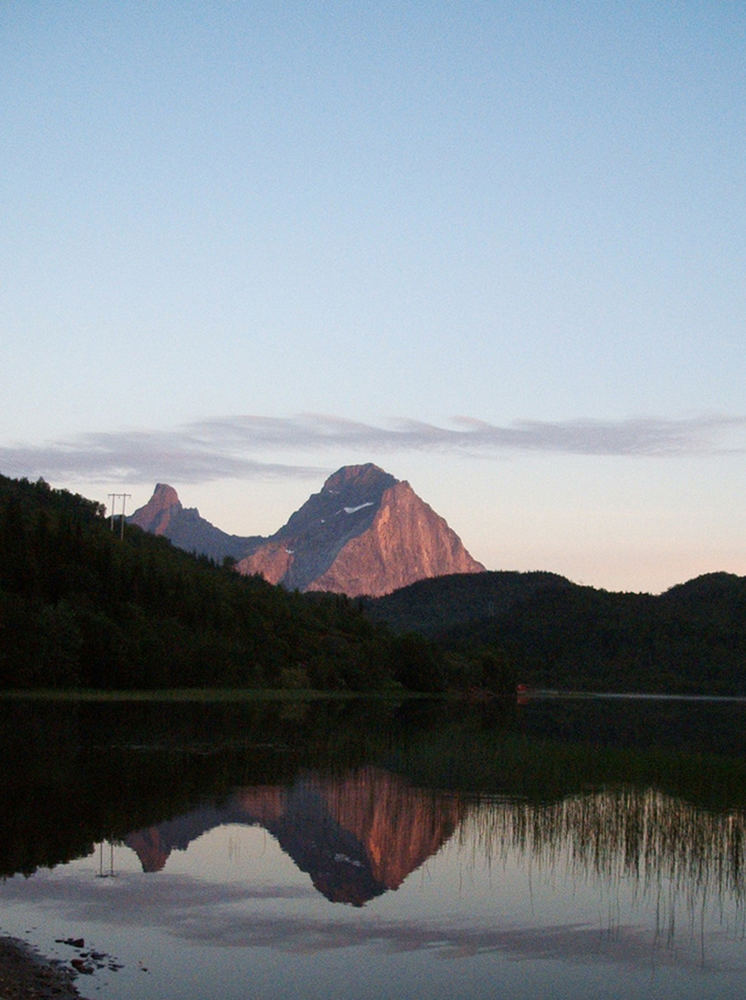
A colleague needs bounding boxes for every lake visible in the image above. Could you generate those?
[1,694,745,999]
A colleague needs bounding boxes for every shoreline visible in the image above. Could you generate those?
[0,936,88,1000]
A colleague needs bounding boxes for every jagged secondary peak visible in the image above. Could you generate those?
[129,483,182,535]
[129,484,263,561]
[151,483,181,509]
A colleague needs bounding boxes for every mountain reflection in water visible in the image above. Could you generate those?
[126,767,465,905]
[122,766,746,929]
[2,696,746,999]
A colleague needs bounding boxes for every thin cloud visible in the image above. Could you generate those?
[0,413,743,486]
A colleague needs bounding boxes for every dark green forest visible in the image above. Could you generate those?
[0,475,455,692]
[366,570,746,694]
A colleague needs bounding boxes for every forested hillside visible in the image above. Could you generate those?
[0,475,449,692]
[366,570,746,695]
[363,570,573,635]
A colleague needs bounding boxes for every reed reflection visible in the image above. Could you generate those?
[461,785,746,940]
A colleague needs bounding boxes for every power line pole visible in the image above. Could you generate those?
[108,493,131,539]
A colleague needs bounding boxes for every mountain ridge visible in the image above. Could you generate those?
[131,464,484,597]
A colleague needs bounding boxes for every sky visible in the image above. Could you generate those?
[1,1,744,594]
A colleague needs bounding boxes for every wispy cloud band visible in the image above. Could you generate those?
[1,413,743,485]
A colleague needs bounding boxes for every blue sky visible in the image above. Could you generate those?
[2,1,744,592]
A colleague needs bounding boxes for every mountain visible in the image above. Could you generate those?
[129,466,483,597]
[129,482,262,562]
[235,463,484,597]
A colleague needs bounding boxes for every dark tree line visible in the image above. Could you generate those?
[367,570,746,695]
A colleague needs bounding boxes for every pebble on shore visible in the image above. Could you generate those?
[0,936,88,1000]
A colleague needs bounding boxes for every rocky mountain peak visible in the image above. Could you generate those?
[129,483,182,535]
[237,463,484,597]
[321,463,397,496]
[151,482,181,510]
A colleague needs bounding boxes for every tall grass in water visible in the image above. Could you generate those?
[458,786,746,944]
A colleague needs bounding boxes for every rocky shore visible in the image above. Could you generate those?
[0,936,88,999]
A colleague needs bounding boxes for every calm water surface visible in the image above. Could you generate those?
[1,695,745,999]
